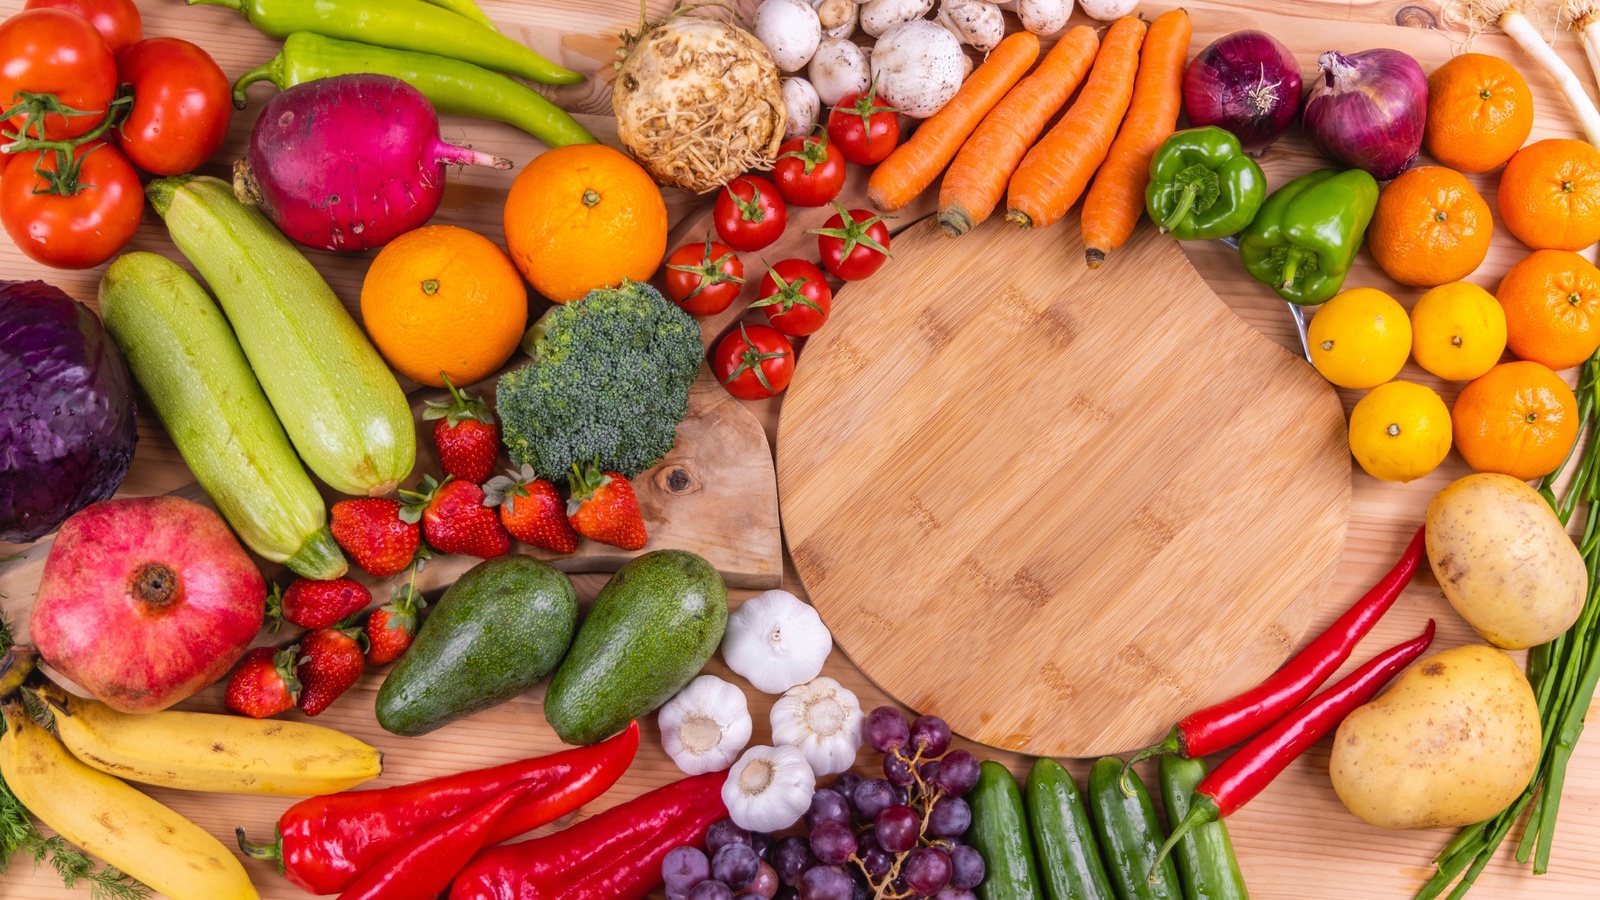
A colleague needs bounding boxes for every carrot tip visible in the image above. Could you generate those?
[1005,210,1033,229]
[938,209,972,238]
[1085,248,1105,269]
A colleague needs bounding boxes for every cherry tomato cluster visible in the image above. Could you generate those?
[0,0,233,269]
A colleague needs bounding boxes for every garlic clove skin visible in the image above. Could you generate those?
[771,676,864,776]
[659,675,754,775]
[722,744,817,832]
[722,590,833,694]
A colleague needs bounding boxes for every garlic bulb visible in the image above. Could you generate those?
[722,590,833,694]
[659,675,753,775]
[722,744,817,832]
[771,677,863,776]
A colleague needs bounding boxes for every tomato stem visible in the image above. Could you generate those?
[3,90,133,198]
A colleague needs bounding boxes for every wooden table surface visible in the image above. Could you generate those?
[4,0,1600,898]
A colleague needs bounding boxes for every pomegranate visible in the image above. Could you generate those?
[30,496,266,713]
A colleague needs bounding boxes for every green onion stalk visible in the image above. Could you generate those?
[1414,353,1600,900]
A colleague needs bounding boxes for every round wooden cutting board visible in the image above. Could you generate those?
[777,214,1352,757]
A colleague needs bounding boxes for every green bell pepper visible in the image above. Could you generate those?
[1145,126,1266,240]
[1238,168,1380,306]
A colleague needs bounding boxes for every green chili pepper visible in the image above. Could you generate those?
[1237,168,1379,306]
[189,0,582,85]
[421,0,497,31]
[234,33,595,148]
[1145,127,1266,241]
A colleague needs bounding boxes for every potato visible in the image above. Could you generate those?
[1330,644,1540,829]
[1425,472,1585,649]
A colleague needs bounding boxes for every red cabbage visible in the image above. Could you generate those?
[0,281,138,542]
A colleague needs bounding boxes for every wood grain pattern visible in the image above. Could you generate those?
[2,1,1600,899]
[777,215,1351,757]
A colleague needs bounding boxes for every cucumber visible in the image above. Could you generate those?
[146,175,415,497]
[1158,756,1249,900]
[1087,758,1181,900]
[970,760,1043,900]
[1026,759,1115,900]
[98,253,345,580]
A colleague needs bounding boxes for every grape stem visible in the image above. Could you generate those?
[853,744,948,900]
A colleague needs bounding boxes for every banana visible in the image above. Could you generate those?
[40,685,383,796]
[0,699,260,900]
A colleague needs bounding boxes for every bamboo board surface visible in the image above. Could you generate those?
[1,0,1599,899]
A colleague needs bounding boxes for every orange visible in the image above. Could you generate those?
[1452,360,1579,481]
[1496,248,1600,370]
[503,144,667,303]
[1409,281,1507,382]
[1497,139,1600,251]
[1368,166,1492,287]
[1425,53,1533,174]
[360,225,528,388]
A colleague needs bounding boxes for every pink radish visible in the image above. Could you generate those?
[233,74,511,252]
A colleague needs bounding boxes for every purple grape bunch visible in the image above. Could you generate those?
[663,707,985,900]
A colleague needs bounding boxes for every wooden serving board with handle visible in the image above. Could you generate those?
[3,2,1600,900]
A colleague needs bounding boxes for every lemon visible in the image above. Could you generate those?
[1309,288,1413,389]
[1348,380,1453,483]
[1410,281,1508,382]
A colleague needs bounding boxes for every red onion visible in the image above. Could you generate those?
[1302,49,1427,181]
[1183,30,1302,156]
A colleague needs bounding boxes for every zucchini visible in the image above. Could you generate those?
[1086,758,1181,900]
[1158,756,1249,900]
[1026,759,1115,900]
[99,253,346,580]
[971,760,1044,900]
[146,175,415,497]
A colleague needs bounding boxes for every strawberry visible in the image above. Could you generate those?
[365,582,427,665]
[401,475,511,559]
[566,462,648,551]
[484,465,579,555]
[423,376,501,485]
[297,624,366,717]
[270,577,372,631]
[331,498,423,578]
[225,647,300,719]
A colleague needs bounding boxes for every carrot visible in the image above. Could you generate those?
[938,26,1100,237]
[868,32,1041,213]
[1081,9,1193,268]
[1005,16,1147,231]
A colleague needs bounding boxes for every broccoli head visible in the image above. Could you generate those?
[497,280,703,482]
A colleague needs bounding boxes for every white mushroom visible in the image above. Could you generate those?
[860,0,933,37]
[936,0,1005,52]
[781,77,822,140]
[755,0,823,72]
[871,19,966,118]
[998,0,1073,34]
[805,0,860,37]
[809,37,871,107]
[1078,0,1136,21]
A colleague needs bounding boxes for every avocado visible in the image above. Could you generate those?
[376,555,578,736]
[545,549,728,745]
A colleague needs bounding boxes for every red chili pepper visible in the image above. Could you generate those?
[239,720,640,895]
[1149,619,1436,875]
[447,770,728,900]
[1125,526,1425,780]
[338,779,538,900]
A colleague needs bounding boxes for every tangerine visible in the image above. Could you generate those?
[1308,288,1412,389]
[503,144,668,303]
[360,225,528,388]
[1497,139,1600,251]
[1347,380,1453,483]
[1368,166,1492,287]
[1452,360,1579,481]
[1425,53,1533,174]
[1409,281,1507,382]
[1496,248,1600,370]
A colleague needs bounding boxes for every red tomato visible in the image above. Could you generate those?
[827,84,900,166]
[713,175,787,253]
[0,9,117,140]
[812,204,893,281]
[753,259,832,337]
[115,38,233,176]
[22,0,141,55]
[772,132,846,208]
[0,141,143,269]
[713,324,795,400]
[663,234,745,317]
